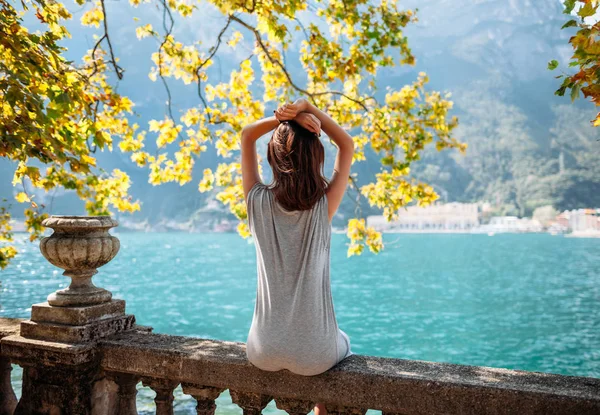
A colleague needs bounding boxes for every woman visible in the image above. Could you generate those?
[241,98,355,414]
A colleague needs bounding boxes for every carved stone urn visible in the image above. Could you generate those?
[40,215,119,307]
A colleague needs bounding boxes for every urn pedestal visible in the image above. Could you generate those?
[18,216,135,343]
[2,215,142,414]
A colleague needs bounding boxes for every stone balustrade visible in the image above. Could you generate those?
[0,215,599,414]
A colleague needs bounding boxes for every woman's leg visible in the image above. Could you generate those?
[314,403,327,415]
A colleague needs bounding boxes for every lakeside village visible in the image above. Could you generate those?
[10,200,599,237]
[111,201,599,237]
[366,203,600,237]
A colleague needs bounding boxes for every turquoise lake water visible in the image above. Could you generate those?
[1,232,599,413]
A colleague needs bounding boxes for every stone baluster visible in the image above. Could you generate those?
[230,390,272,415]
[181,383,225,415]
[142,377,179,415]
[0,356,17,415]
[14,361,100,415]
[326,405,368,415]
[107,372,140,415]
[274,397,316,415]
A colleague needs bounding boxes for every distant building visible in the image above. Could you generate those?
[555,212,571,230]
[472,216,543,234]
[555,209,600,237]
[367,202,480,233]
[569,209,600,232]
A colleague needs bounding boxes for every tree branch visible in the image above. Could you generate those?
[229,15,395,145]
[348,175,364,217]
[157,0,177,124]
[89,0,123,80]
[230,15,373,109]
[195,16,233,126]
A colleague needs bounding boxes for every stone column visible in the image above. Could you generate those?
[230,390,272,415]
[0,216,139,415]
[143,377,179,415]
[14,351,100,415]
[181,383,225,415]
[0,355,17,415]
[107,372,140,415]
[274,397,316,415]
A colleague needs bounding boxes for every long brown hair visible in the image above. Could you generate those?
[267,120,329,211]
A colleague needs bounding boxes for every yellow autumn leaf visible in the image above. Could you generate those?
[16,192,30,203]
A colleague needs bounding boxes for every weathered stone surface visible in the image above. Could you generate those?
[133,324,154,333]
[14,354,101,414]
[142,377,179,415]
[0,318,22,338]
[106,372,139,415]
[2,334,97,367]
[91,375,119,415]
[31,300,126,325]
[0,319,22,415]
[40,215,119,307]
[99,330,600,415]
[181,384,225,415]
[326,405,367,415]
[230,390,272,415]
[20,314,135,343]
[0,356,17,415]
[274,397,316,415]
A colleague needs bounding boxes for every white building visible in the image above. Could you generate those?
[559,209,600,237]
[367,203,480,233]
[472,216,543,234]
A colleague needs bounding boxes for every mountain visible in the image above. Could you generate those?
[401,0,600,216]
[2,0,598,227]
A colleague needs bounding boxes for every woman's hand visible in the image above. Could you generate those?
[274,98,310,122]
[294,112,321,136]
[293,98,309,112]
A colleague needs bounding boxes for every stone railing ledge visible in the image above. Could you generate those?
[2,334,98,367]
[0,318,22,340]
[99,330,600,415]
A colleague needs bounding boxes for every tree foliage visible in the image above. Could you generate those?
[550,0,600,126]
[0,0,465,268]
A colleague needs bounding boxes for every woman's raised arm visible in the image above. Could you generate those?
[240,116,279,200]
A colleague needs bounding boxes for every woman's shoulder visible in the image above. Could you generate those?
[248,181,269,199]
[247,182,276,214]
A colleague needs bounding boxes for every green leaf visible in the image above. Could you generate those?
[548,60,559,70]
[563,0,576,14]
[555,85,567,96]
[570,83,581,102]
[46,108,61,120]
[561,19,578,29]
[54,92,70,104]
[381,155,394,166]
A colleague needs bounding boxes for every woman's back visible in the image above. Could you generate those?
[245,181,352,376]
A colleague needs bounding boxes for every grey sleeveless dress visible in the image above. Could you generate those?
[245,181,353,376]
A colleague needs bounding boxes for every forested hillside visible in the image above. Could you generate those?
[404,0,600,216]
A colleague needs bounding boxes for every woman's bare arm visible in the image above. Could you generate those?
[240,116,279,200]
